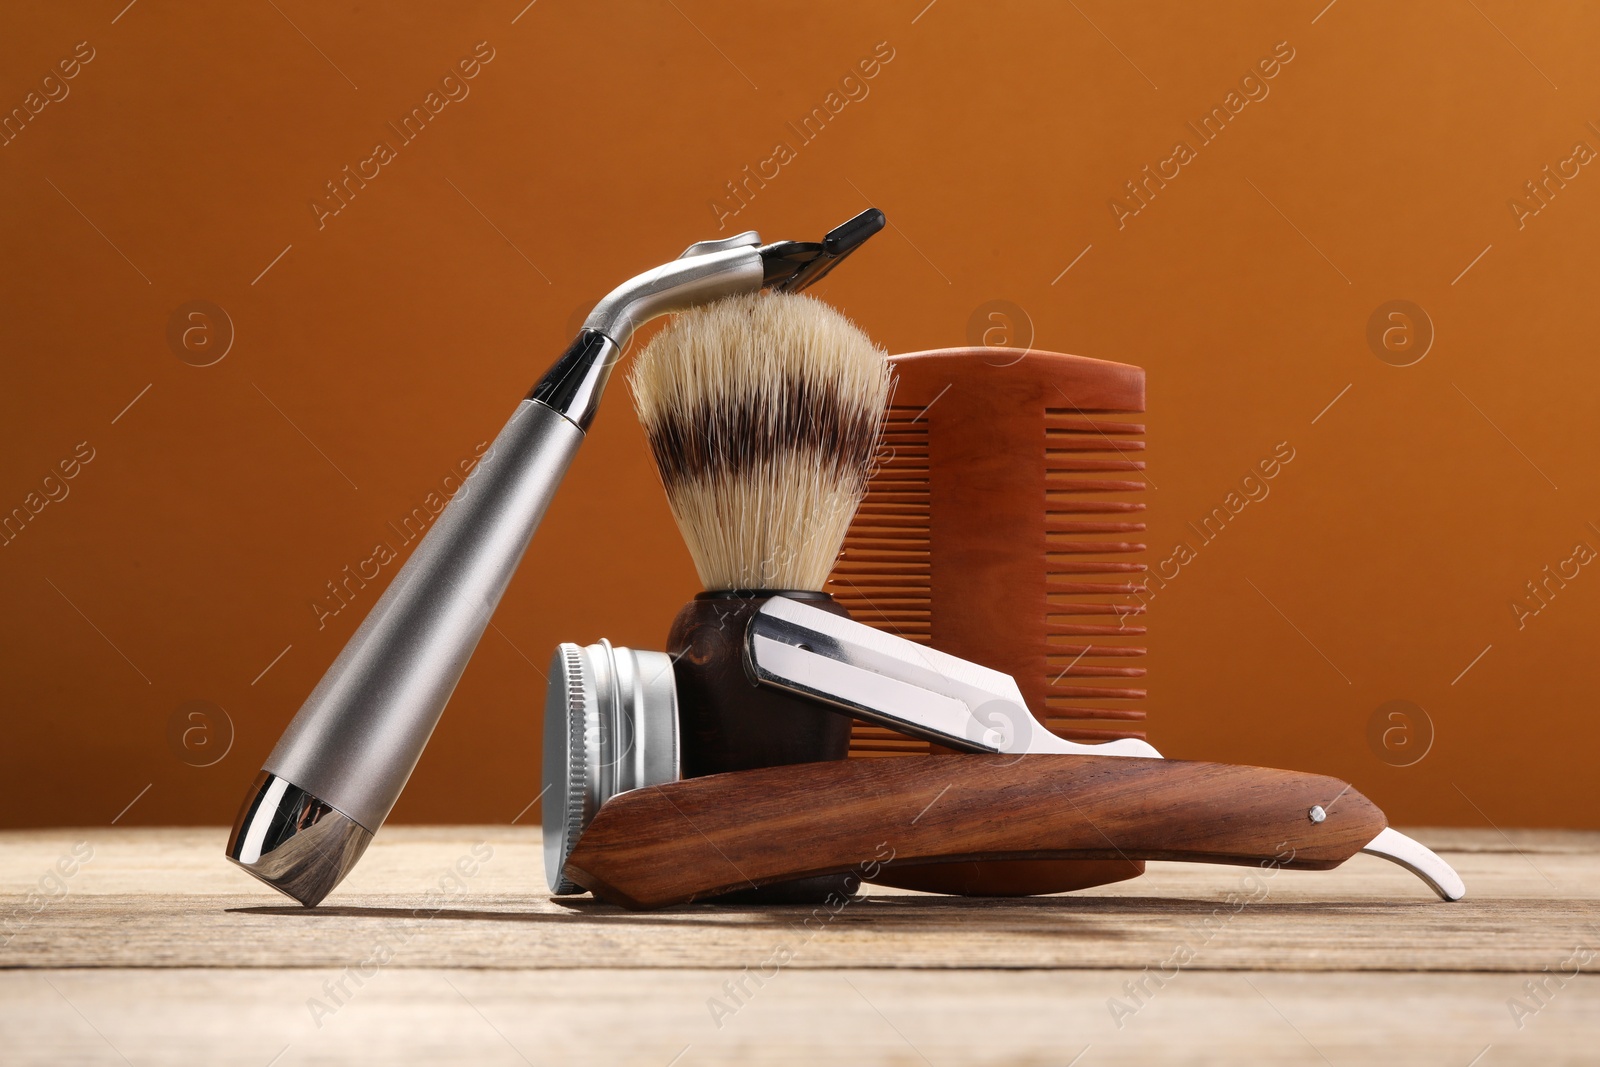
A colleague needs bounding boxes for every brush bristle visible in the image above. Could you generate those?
[630,291,892,592]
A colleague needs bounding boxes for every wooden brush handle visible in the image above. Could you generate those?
[667,591,856,904]
[668,591,854,779]
[562,755,1386,909]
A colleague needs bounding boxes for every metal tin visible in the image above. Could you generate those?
[542,640,679,893]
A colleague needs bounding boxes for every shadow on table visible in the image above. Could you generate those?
[227,894,1442,934]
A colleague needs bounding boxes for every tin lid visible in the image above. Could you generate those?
[542,640,679,894]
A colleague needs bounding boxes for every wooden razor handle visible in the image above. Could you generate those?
[562,755,1387,909]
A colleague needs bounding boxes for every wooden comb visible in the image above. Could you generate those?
[826,347,1150,896]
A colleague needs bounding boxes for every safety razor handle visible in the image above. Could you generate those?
[263,396,585,832]
[561,755,1389,909]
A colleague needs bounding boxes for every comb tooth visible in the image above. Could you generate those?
[836,547,929,560]
[1045,458,1147,473]
[833,602,931,616]
[832,576,932,587]
[831,583,928,590]
[1040,705,1149,721]
[1046,440,1147,453]
[836,594,931,605]
[1046,478,1147,494]
[832,604,934,614]
[1047,602,1146,616]
[1046,579,1146,595]
[838,547,934,556]
[837,603,930,615]
[1046,726,1150,742]
[1046,623,1148,636]
[1043,413,1145,434]
[829,592,931,605]
[864,495,934,508]
[1048,500,1147,514]
[1039,561,1146,575]
[831,584,929,592]
[1045,665,1147,679]
[1045,643,1146,658]
[849,521,932,533]
[1043,707,1149,721]
[841,535,931,546]
[1047,542,1146,555]
[832,560,929,573]
[840,605,931,617]
[1046,521,1146,534]
[832,564,930,574]
[840,542,931,554]
[834,606,932,618]
[1048,685,1147,700]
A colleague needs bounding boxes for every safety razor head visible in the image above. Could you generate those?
[580,207,886,353]
[541,640,679,894]
[759,208,886,293]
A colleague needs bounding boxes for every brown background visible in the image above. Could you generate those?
[2,0,1595,831]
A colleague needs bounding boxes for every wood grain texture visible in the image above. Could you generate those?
[831,347,1150,751]
[2,828,1595,977]
[562,756,1386,908]
[829,348,1151,898]
[8,968,1600,1066]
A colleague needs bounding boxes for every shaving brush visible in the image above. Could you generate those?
[632,291,892,787]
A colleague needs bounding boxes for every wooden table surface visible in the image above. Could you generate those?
[1,826,1596,1065]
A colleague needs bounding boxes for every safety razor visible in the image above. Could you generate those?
[226,210,887,906]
